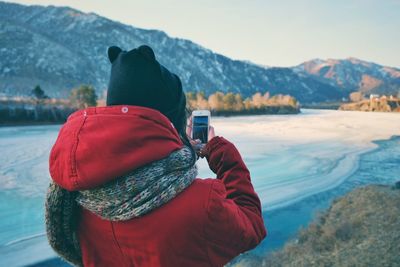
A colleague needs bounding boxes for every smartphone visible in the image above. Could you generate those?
[191,110,211,144]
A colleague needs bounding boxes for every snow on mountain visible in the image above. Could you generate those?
[1,1,398,103]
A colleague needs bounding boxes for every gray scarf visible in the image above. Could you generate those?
[45,146,198,266]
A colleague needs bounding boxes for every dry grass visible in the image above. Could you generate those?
[230,184,400,267]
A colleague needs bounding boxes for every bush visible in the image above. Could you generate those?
[335,221,354,241]
[69,84,97,109]
[349,92,364,102]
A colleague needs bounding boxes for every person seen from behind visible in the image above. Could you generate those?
[45,45,267,267]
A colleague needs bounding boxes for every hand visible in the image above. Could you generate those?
[186,116,216,142]
[208,125,216,140]
[186,116,216,158]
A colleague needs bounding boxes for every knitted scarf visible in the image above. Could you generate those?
[45,146,198,267]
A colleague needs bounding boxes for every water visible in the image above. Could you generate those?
[0,126,59,266]
[254,136,400,255]
[0,110,399,266]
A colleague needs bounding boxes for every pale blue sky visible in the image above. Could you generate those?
[6,0,400,67]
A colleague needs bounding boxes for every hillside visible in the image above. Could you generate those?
[294,58,400,96]
[232,184,400,267]
[0,1,349,103]
[1,2,400,103]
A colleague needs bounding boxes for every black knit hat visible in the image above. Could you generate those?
[106,45,186,128]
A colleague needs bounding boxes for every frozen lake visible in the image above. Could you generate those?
[0,109,399,266]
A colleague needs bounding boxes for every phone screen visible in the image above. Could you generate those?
[192,115,209,143]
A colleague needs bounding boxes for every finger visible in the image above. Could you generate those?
[198,144,207,158]
[208,125,215,141]
[189,139,201,146]
[186,116,193,137]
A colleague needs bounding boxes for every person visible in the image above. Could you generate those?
[45,45,266,267]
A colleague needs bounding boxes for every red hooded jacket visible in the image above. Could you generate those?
[49,105,266,267]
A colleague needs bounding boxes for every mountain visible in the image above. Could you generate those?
[294,58,400,96]
[0,1,344,103]
[0,2,399,103]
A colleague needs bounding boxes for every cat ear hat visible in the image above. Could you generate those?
[106,45,186,132]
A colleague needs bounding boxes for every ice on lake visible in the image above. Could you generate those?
[1,109,399,266]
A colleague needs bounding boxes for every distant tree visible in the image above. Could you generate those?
[195,91,209,109]
[31,85,48,100]
[234,93,244,111]
[197,91,206,99]
[208,92,224,111]
[349,92,363,102]
[222,92,236,110]
[69,84,97,109]
[288,96,298,107]
[251,92,265,108]
[243,98,253,110]
[185,91,197,110]
[186,91,196,102]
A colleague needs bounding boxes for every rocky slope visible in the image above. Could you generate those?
[232,184,400,267]
[294,58,400,96]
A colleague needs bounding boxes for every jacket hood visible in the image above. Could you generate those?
[49,105,183,191]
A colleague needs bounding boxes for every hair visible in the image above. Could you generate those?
[165,93,198,167]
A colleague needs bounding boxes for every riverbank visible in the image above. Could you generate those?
[339,99,400,112]
[300,102,343,110]
[210,104,300,116]
[0,99,75,126]
[0,103,300,127]
[1,91,301,126]
[228,135,400,266]
[232,183,400,266]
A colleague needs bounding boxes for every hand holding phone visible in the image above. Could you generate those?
[186,110,214,157]
[191,110,211,144]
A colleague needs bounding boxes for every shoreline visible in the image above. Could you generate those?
[339,98,400,112]
[0,121,63,127]
[259,133,400,214]
[232,183,400,266]
[0,109,301,128]
[249,135,400,257]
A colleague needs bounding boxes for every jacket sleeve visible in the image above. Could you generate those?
[203,136,267,265]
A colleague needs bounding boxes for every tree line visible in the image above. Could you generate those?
[1,85,300,125]
[0,84,97,125]
[30,86,299,114]
[186,91,299,115]
[31,84,97,109]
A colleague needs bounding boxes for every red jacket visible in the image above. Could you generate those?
[49,105,266,267]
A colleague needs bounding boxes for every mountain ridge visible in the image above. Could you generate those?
[294,58,400,96]
[1,1,399,103]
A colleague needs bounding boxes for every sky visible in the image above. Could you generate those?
[5,0,400,68]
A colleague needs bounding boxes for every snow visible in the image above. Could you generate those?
[195,109,400,210]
